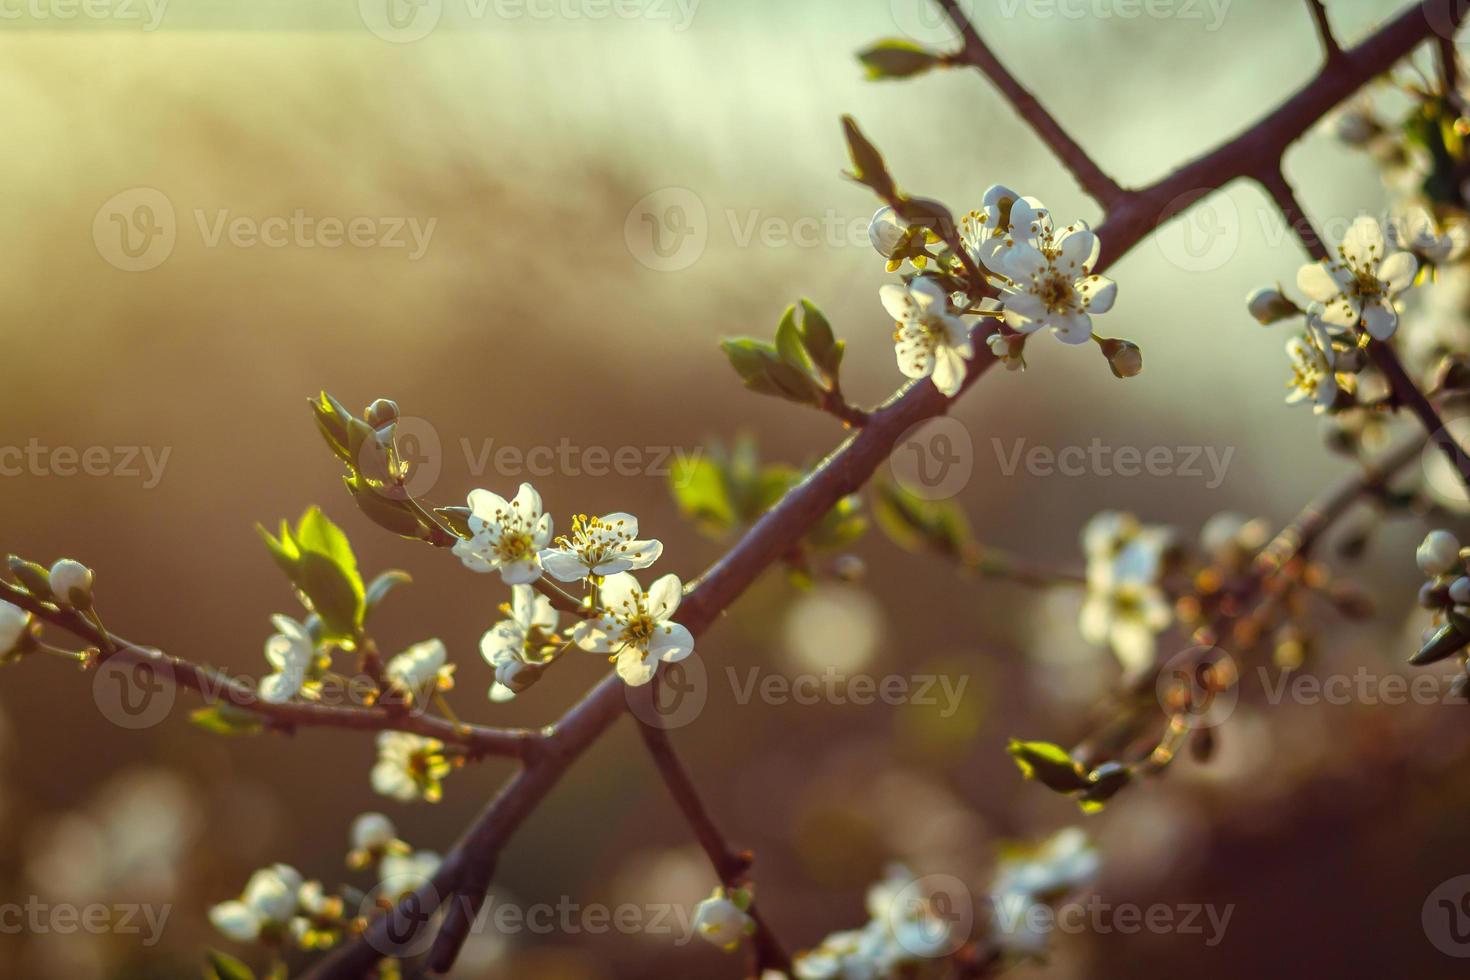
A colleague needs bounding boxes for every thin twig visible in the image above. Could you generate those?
[933,0,1125,208]
[1306,0,1345,64]
[2,582,536,760]
[635,713,793,975]
[1258,166,1470,492]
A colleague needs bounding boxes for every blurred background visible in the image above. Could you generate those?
[5,0,1470,976]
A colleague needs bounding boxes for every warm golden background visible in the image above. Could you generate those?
[4,0,1470,976]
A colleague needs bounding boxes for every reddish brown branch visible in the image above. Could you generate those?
[2,582,535,759]
[635,714,792,975]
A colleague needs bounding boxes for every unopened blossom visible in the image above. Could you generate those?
[0,601,32,658]
[349,812,402,866]
[48,559,94,609]
[260,615,317,704]
[540,512,663,582]
[290,880,346,950]
[371,731,451,803]
[1391,206,1467,266]
[987,331,1026,371]
[1246,286,1298,325]
[209,864,304,943]
[879,276,974,396]
[1284,332,1338,412]
[380,850,442,897]
[385,638,453,703]
[452,483,552,584]
[481,584,560,701]
[1080,513,1172,676]
[991,197,1116,344]
[1297,215,1417,339]
[1417,529,1462,576]
[573,572,694,686]
[867,206,907,258]
[693,888,753,952]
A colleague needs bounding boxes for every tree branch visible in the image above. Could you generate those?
[1306,0,1345,64]
[933,0,1125,208]
[635,715,792,975]
[1257,165,1470,491]
[1,582,537,760]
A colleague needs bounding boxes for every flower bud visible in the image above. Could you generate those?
[1417,530,1462,576]
[364,398,400,430]
[1099,337,1143,379]
[692,889,753,952]
[1246,286,1299,325]
[351,812,398,853]
[0,601,33,660]
[497,659,544,695]
[1451,578,1470,606]
[49,559,94,610]
[867,206,906,258]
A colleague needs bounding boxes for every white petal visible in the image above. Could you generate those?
[209,902,262,943]
[1003,240,1046,280]
[1054,227,1097,273]
[466,489,509,523]
[614,538,663,573]
[540,550,590,583]
[1001,289,1046,322]
[1342,215,1384,265]
[259,669,302,704]
[512,482,542,516]
[499,558,543,586]
[1296,262,1341,302]
[572,619,615,654]
[1361,301,1398,340]
[1077,275,1116,314]
[650,623,695,663]
[646,574,684,620]
[908,277,949,312]
[879,283,915,322]
[616,648,657,686]
[1050,312,1094,344]
[598,572,640,611]
[894,329,937,379]
[930,346,967,396]
[1378,251,1417,293]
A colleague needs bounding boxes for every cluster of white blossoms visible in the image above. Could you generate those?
[1249,213,1468,414]
[210,813,440,952]
[987,828,1100,958]
[791,865,957,979]
[869,185,1119,395]
[452,483,692,689]
[1079,512,1174,678]
[256,617,451,708]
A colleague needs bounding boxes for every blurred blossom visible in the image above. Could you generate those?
[1026,590,1114,707]
[783,584,885,674]
[26,767,201,904]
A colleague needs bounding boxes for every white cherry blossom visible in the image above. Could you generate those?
[879,276,974,396]
[480,584,560,701]
[960,183,1021,272]
[573,572,694,686]
[1284,332,1338,412]
[209,864,303,943]
[380,850,442,897]
[452,482,553,584]
[1297,215,1417,340]
[540,512,663,582]
[692,888,753,952]
[1080,513,1172,677]
[385,638,451,703]
[993,197,1115,344]
[1391,206,1467,265]
[371,731,450,803]
[260,615,317,704]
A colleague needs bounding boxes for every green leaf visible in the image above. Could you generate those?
[808,494,869,550]
[204,949,257,980]
[433,506,474,538]
[365,570,413,620]
[720,338,822,405]
[858,39,942,80]
[311,391,355,466]
[298,551,363,642]
[670,455,738,537]
[840,115,898,201]
[1007,739,1089,794]
[871,479,971,558]
[774,305,813,374]
[1077,762,1131,812]
[190,705,263,737]
[798,299,843,380]
[5,556,52,599]
[296,506,360,583]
